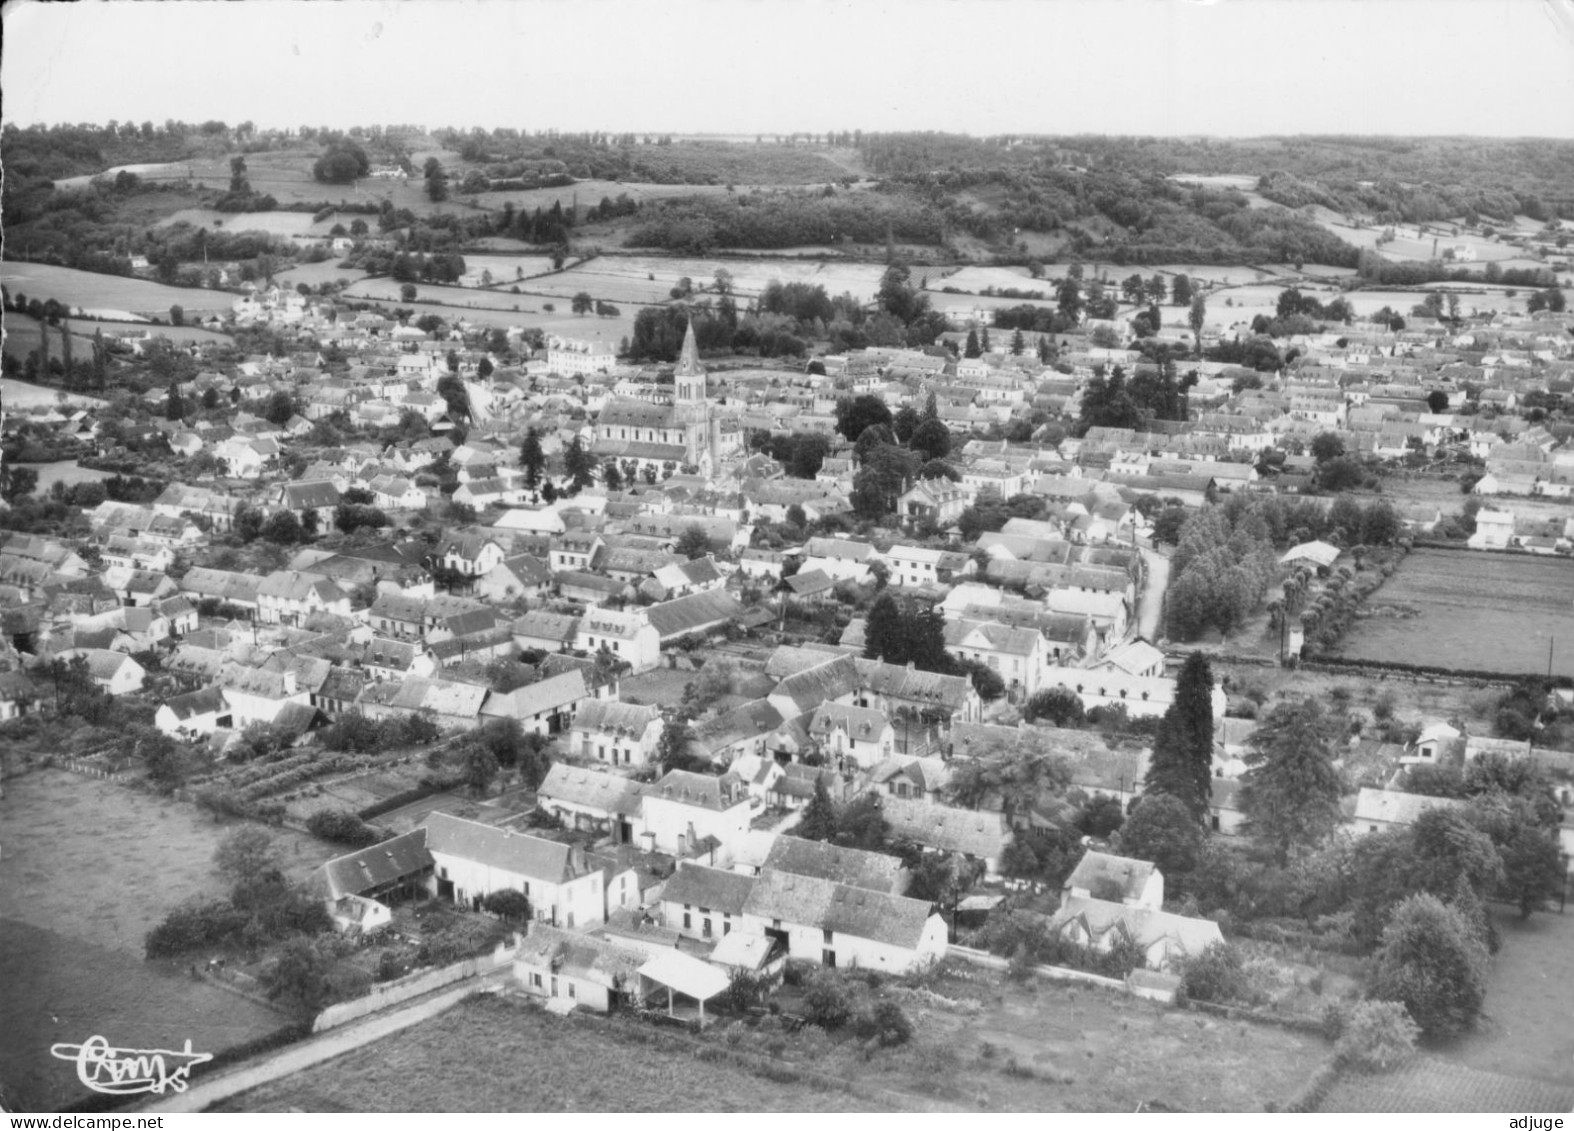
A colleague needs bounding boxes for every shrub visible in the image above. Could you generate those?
[1335,1001,1419,1072]
[144,899,250,957]
[852,999,913,1047]
[803,969,853,1031]
[1178,941,1249,1004]
[1321,1000,1349,1041]
[307,808,381,847]
[480,889,531,922]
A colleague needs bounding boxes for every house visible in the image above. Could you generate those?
[1350,787,1468,836]
[474,554,553,603]
[640,769,753,862]
[762,835,907,894]
[783,568,836,604]
[687,698,795,767]
[423,812,615,928]
[644,589,745,646]
[536,763,650,842]
[575,607,662,673]
[256,571,351,626]
[79,649,146,695]
[1049,896,1224,972]
[219,664,312,728]
[513,923,644,1013]
[568,699,664,769]
[738,868,946,974]
[0,671,43,720]
[807,702,895,771]
[1279,540,1342,571]
[480,670,590,736]
[944,618,1047,702]
[440,533,507,578]
[1064,851,1163,910]
[898,479,969,528]
[154,686,231,738]
[659,862,757,943]
[880,796,1013,878]
[512,610,581,654]
[1403,720,1463,767]
[1467,507,1516,550]
[276,481,342,528]
[311,828,435,932]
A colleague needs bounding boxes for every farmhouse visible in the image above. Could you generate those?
[739,868,946,974]
[1350,787,1468,836]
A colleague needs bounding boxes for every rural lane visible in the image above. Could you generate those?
[1135,544,1170,642]
[134,971,510,1113]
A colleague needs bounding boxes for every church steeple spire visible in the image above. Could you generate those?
[674,317,705,405]
[675,318,702,379]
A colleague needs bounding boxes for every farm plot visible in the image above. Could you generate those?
[273,260,369,290]
[468,179,738,216]
[0,377,106,410]
[1334,547,1574,679]
[343,290,639,343]
[0,262,234,319]
[460,254,559,282]
[553,255,891,305]
[157,208,328,237]
[926,265,1042,293]
[1,312,112,364]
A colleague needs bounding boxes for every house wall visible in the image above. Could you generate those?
[428,851,605,927]
[641,797,752,861]
[661,897,740,943]
[739,912,946,975]
[514,960,615,1012]
[571,719,661,768]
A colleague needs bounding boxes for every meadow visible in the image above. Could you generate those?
[213,964,1324,1113]
[1335,547,1574,678]
[0,770,335,1113]
[157,208,329,237]
[0,262,234,320]
[0,376,107,410]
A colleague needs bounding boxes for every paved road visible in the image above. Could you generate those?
[1135,544,1170,642]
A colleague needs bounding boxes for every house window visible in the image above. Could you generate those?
[684,912,692,929]
[703,919,713,938]
[568,983,576,1000]
[822,949,836,967]
[822,928,834,945]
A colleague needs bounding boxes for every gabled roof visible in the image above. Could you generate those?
[741,868,936,950]
[770,654,862,717]
[1352,787,1467,827]
[644,589,744,640]
[1065,851,1157,901]
[763,836,906,894]
[648,769,747,812]
[539,763,649,816]
[881,795,1012,859]
[660,862,756,916]
[422,812,587,883]
[572,698,661,737]
[160,686,228,720]
[314,828,433,902]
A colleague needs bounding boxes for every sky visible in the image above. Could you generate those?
[4,0,1574,138]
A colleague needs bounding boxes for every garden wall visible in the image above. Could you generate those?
[311,941,517,1033]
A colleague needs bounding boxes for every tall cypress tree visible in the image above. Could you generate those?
[1142,652,1217,820]
[863,593,905,665]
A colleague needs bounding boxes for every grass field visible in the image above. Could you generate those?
[157,208,329,237]
[1441,907,1574,1087]
[13,461,114,493]
[0,377,107,410]
[213,996,905,1113]
[0,770,337,953]
[0,770,333,1113]
[272,261,370,290]
[1335,547,1574,679]
[1,262,234,320]
[551,255,891,305]
[214,964,1325,1113]
[339,284,639,343]
[0,919,288,1114]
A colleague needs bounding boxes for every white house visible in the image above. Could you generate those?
[639,769,753,863]
[422,812,615,928]
[659,862,757,944]
[1350,787,1468,836]
[1049,896,1224,973]
[1064,851,1164,910]
[154,686,230,738]
[574,607,662,673]
[80,649,146,696]
[256,571,351,626]
[568,699,665,769]
[513,924,643,1013]
[806,702,895,771]
[739,868,947,974]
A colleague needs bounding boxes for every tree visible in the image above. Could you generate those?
[561,435,596,492]
[834,394,893,442]
[435,374,471,421]
[1,464,38,505]
[400,282,418,302]
[571,292,594,315]
[964,328,981,358]
[1116,793,1204,878]
[169,304,184,327]
[261,510,304,545]
[863,594,905,664]
[1310,432,1346,463]
[214,828,280,891]
[263,938,335,1014]
[165,382,186,421]
[1367,893,1490,1039]
[1023,686,1086,728]
[1427,389,1449,414]
[909,417,952,463]
[462,742,499,797]
[656,711,697,774]
[674,524,712,560]
[1319,457,1365,493]
[602,459,623,491]
[1172,274,1193,306]
[519,428,545,489]
[1142,652,1216,820]
[1188,294,1207,355]
[892,404,920,443]
[1238,698,1345,865]
[794,776,839,842]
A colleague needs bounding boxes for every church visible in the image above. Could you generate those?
[591,320,740,478]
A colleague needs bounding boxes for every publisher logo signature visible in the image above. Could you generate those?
[50,1035,213,1096]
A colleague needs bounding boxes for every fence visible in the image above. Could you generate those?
[55,756,128,784]
[310,941,517,1033]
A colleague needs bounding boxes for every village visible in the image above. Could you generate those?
[4,90,1574,1111]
